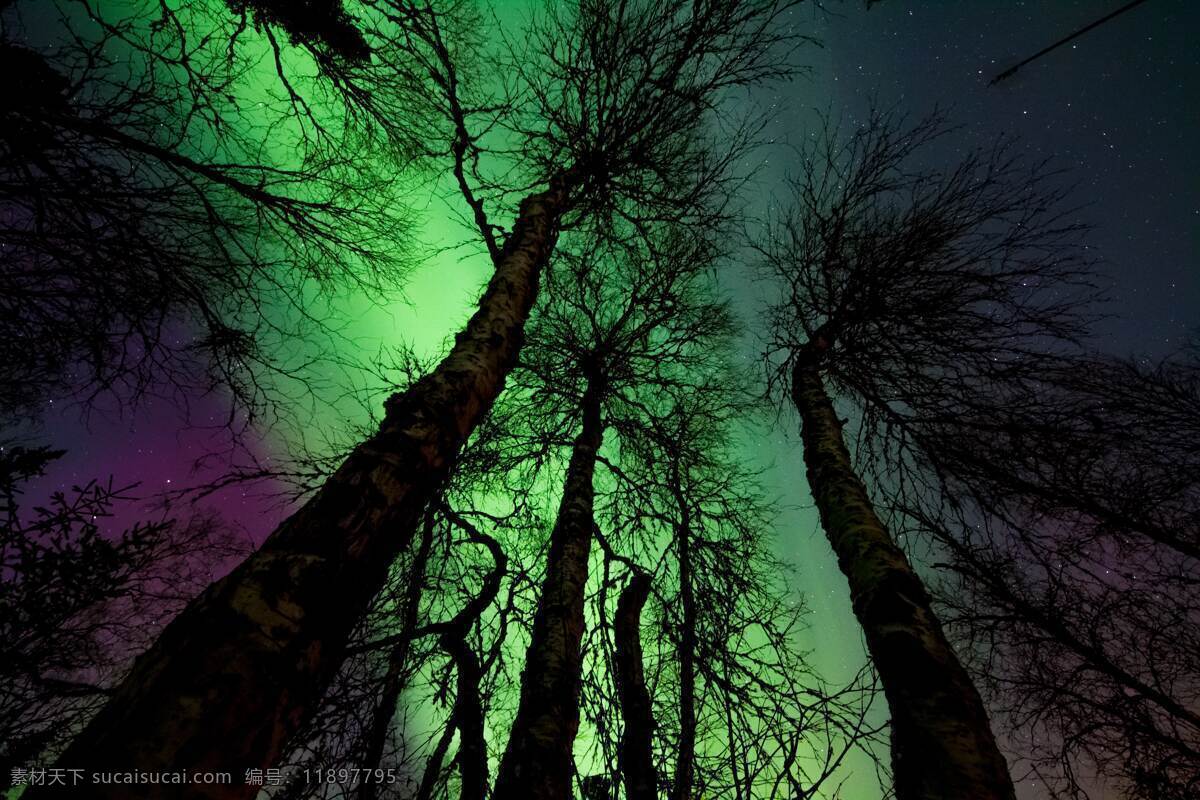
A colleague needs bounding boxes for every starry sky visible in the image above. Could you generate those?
[817,0,1198,352]
[739,2,1199,797]
[12,2,1199,799]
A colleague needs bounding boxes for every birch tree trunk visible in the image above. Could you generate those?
[790,355,1016,800]
[30,179,572,800]
[614,572,658,800]
[492,374,605,800]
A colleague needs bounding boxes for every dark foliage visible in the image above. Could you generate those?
[0,445,245,787]
[228,0,371,65]
[0,2,409,424]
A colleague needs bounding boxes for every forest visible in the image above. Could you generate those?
[1,1,1197,799]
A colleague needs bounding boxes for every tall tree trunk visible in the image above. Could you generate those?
[670,465,697,800]
[31,178,572,800]
[414,717,456,800]
[442,634,488,800]
[492,374,605,800]
[359,511,436,800]
[614,572,658,800]
[790,354,1016,800]
[437,520,507,800]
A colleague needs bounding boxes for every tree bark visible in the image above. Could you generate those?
[30,178,572,800]
[492,374,605,800]
[614,572,658,800]
[790,354,1015,800]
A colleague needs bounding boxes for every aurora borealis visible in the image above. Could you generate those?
[4,2,1199,799]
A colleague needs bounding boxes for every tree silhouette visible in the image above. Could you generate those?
[18,3,1189,798]
[227,0,372,66]
[467,243,880,799]
[234,219,877,800]
[489,224,733,800]
[0,446,246,790]
[605,383,887,800]
[0,2,409,423]
[892,352,1200,799]
[761,109,1096,800]
[27,3,806,791]
[612,571,657,800]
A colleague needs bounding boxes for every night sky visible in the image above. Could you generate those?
[12,2,1199,799]
[745,3,1199,797]
[817,0,1198,353]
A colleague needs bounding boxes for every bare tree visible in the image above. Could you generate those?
[26,1,807,791]
[607,388,888,800]
[887,351,1200,799]
[0,1,411,424]
[760,108,1097,800]
[244,224,882,800]
[486,221,733,800]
